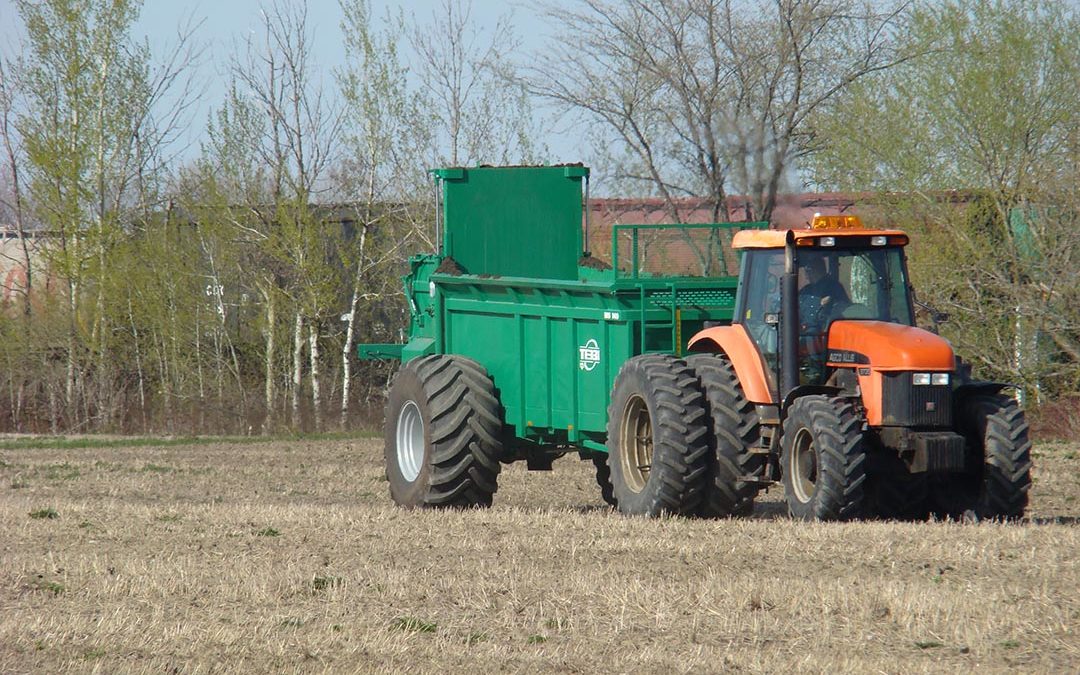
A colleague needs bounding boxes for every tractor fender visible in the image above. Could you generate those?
[781,385,844,418]
[954,381,1017,400]
[687,325,774,404]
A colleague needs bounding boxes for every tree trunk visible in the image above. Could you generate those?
[292,311,303,429]
[309,321,322,432]
[263,287,276,433]
[340,225,368,428]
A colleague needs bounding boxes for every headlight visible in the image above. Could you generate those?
[912,373,931,385]
[871,236,887,246]
[932,373,950,386]
[819,236,836,247]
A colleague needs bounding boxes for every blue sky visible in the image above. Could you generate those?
[0,0,576,162]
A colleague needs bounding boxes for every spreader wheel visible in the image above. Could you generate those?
[606,355,709,516]
[384,355,503,508]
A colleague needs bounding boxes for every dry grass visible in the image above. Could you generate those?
[0,437,1077,673]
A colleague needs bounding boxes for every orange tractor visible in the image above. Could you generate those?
[686,215,1032,520]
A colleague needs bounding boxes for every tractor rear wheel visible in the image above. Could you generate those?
[384,355,503,508]
[685,354,766,517]
[932,393,1031,520]
[781,396,867,521]
[864,453,929,521]
[606,355,709,516]
[592,455,617,507]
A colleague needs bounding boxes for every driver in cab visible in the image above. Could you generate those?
[797,255,848,384]
[800,255,848,329]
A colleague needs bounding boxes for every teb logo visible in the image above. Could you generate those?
[579,339,601,371]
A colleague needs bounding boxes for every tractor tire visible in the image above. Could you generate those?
[606,355,709,516]
[685,353,766,518]
[384,354,503,508]
[592,455,617,507]
[864,453,929,521]
[932,393,1031,520]
[781,395,867,521]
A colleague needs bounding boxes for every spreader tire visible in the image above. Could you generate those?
[685,354,766,517]
[933,393,1031,520]
[781,396,867,521]
[606,355,709,516]
[384,355,503,508]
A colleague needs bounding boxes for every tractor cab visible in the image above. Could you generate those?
[733,216,917,387]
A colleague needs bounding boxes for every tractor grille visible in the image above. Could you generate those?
[881,372,952,427]
[649,288,735,308]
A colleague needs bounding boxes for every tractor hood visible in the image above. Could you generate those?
[827,321,954,371]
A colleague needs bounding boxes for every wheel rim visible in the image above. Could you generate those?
[619,394,652,493]
[396,400,425,482]
[790,427,818,504]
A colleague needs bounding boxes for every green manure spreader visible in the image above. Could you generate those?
[359,164,769,516]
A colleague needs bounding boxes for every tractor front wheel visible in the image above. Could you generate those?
[932,393,1031,520]
[781,396,867,521]
[606,355,709,516]
[384,355,503,508]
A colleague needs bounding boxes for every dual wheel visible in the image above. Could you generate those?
[598,353,766,518]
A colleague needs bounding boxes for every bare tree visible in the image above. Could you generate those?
[410,0,541,166]
[0,56,32,318]
[525,0,912,225]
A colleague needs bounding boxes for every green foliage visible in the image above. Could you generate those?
[808,0,1080,400]
[36,580,65,595]
[254,527,281,537]
[29,507,59,519]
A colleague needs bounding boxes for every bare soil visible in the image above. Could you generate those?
[0,437,1077,673]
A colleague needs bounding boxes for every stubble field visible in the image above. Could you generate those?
[0,435,1077,673]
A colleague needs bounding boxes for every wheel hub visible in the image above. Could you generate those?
[790,427,818,504]
[396,400,425,482]
[619,394,653,493]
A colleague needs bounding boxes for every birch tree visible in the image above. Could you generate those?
[225,0,343,430]
[14,0,197,429]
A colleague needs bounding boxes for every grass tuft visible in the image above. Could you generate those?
[36,580,65,595]
[29,507,59,520]
[392,617,437,634]
[915,640,944,649]
[254,527,280,537]
[312,575,343,592]
[527,635,548,645]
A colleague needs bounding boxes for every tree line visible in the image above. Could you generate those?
[0,0,1076,435]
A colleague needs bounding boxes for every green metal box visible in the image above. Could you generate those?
[360,165,766,453]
